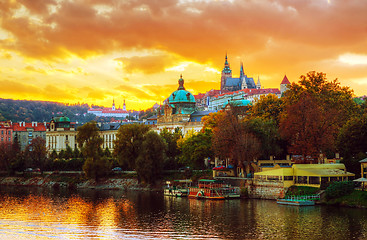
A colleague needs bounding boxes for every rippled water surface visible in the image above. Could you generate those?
[0,187,367,239]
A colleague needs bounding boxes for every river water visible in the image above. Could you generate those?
[0,187,366,240]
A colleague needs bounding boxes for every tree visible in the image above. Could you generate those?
[179,129,213,169]
[211,106,261,174]
[27,137,48,172]
[280,72,358,161]
[64,145,73,159]
[135,131,166,184]
[244,117,283,159]
[337,114,367,175]
[0,142,14,173]
[160,127,182,169]
[114,124,151,170]
[76,121,105,180]
[248,94,284,125]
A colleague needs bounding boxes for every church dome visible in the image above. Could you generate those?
[168,75,196,104]
[54,116,70,122]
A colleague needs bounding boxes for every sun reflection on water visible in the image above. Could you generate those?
[0,189,367,239]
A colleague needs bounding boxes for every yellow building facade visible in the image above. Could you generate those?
[254,163,355,188]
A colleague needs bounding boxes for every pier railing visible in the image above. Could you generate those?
[284,194,320,201]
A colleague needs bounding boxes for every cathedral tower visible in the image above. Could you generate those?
[221,54,232,91]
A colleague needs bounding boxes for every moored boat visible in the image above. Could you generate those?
[164,179,192,197]
[188,179,240,200]
[277,194,319,206]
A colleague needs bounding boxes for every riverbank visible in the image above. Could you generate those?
[0,173,152,191]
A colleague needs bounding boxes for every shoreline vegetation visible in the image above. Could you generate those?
[1,173,367,208]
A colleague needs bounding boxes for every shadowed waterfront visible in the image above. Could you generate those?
[0,187,366,239]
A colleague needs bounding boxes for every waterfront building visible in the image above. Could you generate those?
[13,122,47,150]
[87,99,129,118]
[254,163,355,188]
[46,116,77,153]
[360,158,367,178]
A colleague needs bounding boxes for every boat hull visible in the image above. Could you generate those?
[277,199,315,206]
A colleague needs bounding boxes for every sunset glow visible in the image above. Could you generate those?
[1,0,367,110]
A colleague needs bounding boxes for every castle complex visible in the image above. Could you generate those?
[220,54,261,92]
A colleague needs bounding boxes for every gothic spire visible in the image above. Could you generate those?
[240,62,244,78]
[222,53,232,74]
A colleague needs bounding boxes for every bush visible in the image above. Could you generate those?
[325,181,355,200]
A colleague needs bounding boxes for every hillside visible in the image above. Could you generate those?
[0,99,96,123]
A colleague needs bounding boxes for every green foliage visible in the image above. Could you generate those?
[179,129,213,169]
[58,150,65,159]
[0,98,90,123]
[77,121,104,180]
[244,117,282,159]
[249,94,284,125]
[160,128,182,170]
[114,124,151,169]
[337,115,367,155]
[325,181,355,200]
[103,147,112,157]
[64,145,73,159]
[286,186,319,196]
[50,150,58,160]
[135,131,166,184]
[324,190,367,207]
[83,156,112,180]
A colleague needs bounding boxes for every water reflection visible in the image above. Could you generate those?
[0,187,367,239]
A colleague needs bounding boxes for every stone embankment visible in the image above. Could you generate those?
[0,175,149,191]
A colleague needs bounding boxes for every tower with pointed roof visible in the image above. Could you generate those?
[256,76,261,89]
[280,75,291,95]
[112,99,116,111]
[221,54,232,91]
[123,99,126,111]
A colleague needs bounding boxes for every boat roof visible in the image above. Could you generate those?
[174,179,192,183]
[198,179,224,183]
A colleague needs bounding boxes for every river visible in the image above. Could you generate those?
[0,187,366,239]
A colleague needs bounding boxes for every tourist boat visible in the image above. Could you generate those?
[188,179,240,200]
[164,179,192,197]
[277,195,319,206]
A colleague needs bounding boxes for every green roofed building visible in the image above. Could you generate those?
[156,75,215,135]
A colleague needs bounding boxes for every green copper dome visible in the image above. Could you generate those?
[54,116,70,122]
[168,75,196,104]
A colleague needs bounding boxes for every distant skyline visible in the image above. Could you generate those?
[1,0,367,110]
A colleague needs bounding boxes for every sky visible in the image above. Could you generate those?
[1,0,367,110]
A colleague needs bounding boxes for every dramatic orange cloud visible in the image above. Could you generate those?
[0,0,367,110]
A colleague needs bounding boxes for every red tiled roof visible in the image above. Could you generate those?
[13,122,46,132]
[281,75,291,85]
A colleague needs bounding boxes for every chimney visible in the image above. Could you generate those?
[335,153,340,159]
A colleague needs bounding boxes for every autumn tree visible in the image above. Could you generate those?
[212,105,261,174]
[280,72,358,162]
[77,121,108,180]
